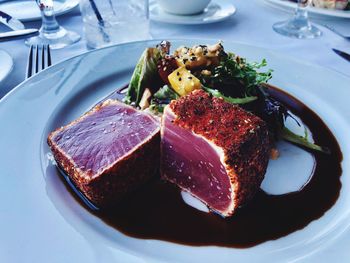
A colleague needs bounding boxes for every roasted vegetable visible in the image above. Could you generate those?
[157,56,178,84]
[168,67,201,96]
[174,43,223,69]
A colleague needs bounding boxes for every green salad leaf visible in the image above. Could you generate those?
[202,86,257,104]
[149,85,179,113]
[281,127,329,154]
[153,85,180,101]
[123,48,163,106]
[200,53,273,98]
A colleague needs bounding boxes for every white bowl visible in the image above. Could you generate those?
[157,0,211,15]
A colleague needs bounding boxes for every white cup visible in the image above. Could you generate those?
[157,0,211,15]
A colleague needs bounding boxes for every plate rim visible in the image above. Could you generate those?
[149,0,237,25]
[1,39,350,262]
[2,37,350,106]
[0,0,80,22]
[263,0,350,18]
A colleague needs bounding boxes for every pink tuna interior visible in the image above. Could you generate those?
[161,108,233,214]
[51,101,158,176]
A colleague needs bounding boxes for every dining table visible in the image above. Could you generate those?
[1,1,350,262]
[0,0,349,99]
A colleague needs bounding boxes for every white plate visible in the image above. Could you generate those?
[149,0,236,25]
[0,40,350,263]
[0,0,80,22]
[264,0,350,18]
[0,49,13,85]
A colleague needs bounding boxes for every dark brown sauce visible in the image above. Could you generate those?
[56,85,342,248]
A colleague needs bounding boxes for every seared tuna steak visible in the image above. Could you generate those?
[161,90,270,217]
[48,99,160,207]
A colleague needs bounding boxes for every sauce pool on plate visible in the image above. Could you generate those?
[55,85,342,248]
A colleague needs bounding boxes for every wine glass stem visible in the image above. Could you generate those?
[37,0,60,34]
[293,0,311,28]
[296,0,309,19]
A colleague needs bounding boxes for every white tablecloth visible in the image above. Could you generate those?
[0,0,349,98]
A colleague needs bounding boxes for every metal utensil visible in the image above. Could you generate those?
[323,24,350,41]
[26,45,52,79]
[0,10,25,30]
[332,49,350,63]
[0,28,39,42]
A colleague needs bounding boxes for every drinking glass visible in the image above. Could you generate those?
[273,0,322,39]
[80,0,150,49]
[25,0,81,49]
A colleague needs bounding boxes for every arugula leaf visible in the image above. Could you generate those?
[202,86,257,104]
[281,127,330,154]
[123,48,163,106]
[200,53,273,98]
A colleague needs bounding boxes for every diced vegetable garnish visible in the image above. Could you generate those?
[157,56,178,85]
[168,67,201,96]
[174,43,223,69]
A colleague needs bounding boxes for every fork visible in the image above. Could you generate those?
[323,24,350,41]
[26,45,52,79]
